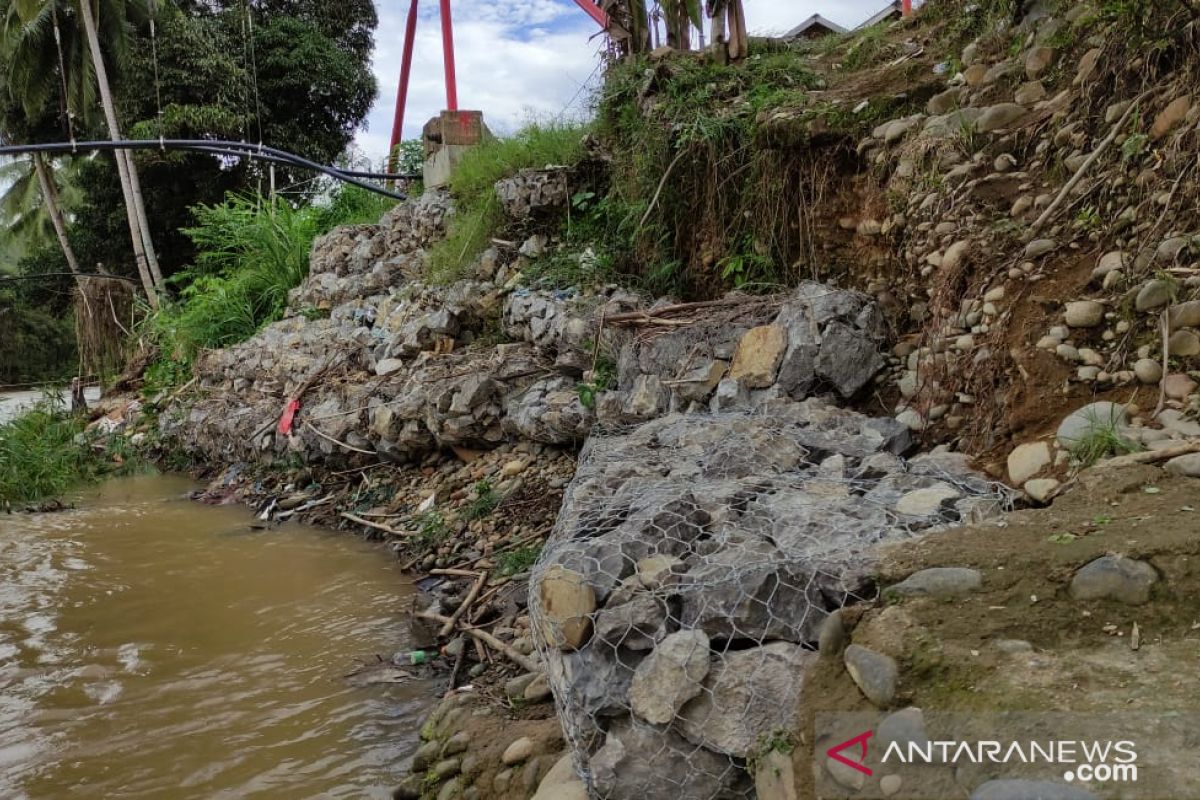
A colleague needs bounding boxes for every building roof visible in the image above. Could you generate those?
[856,1,907,29]
[784,14,848,39]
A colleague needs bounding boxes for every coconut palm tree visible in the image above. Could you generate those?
[1,0,163,305]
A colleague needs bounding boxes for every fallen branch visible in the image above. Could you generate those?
[340,512,409,536]
[416,610,541,673]
[1030,92,1150,235]
[440,571,488,638]
[1154,309,1171,418]
[305,421,375,455]
[1099,441,1200,469]
[636,148,689,235]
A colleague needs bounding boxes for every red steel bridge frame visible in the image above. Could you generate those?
[385,0,912,170]
[386,0,610,172]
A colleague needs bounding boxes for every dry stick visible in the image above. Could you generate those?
[341,511,409,536]
[431,568,484,578]
[636,148,690,235]
[416,610,540,673]
[1030,92,1151,235]
[305,421,375,455]
[1101,441,1200,469]
[1155,309,1171,419]
[439,571,487,638]
[444,645,466,698]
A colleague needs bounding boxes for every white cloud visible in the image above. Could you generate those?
[357,0,897,163]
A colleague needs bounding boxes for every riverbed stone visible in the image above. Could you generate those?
[844,645,898,708]
[1163,373,1198,400]
[1169,330,1200,357]
[1064,301,1104,328]
[1168,300,1200,330]
[1070,555,1158,605]
[502,737,536,765]
[1024,238,1056,259]
[1008,441,1052,484]
[755,748,798,800]
[972,779,1098,800]
[1136,280,1173,311]
[977,103,1027,133]
[1134,358,1163,384]
[885,567,983,598]
[1151,96,1192,139]
[1056,402,1128,449]
[629,629,710,724]
[1165,453,1200,478]
[1024,478,1060,503]
[896,483,961,517]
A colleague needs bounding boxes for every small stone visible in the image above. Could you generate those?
[1024,238,1056,259]
[1168,300,1200,330]
[636,555,682,589]
[1013,81,1046,105]
[1093,251,1126,280]
[972,780,1098,800]
[844,645,898,708]
[1024,478,1060,503]
[1074,47,1102,85]
[754,749,798,800]
[413,740,442,772]
[442,731,471,756]
[1070,556,1158,605]
[1008,441,1052,484]
[1134,359,1163,385]
[886,567,982,598]
[523,673,553,703]
[977,103,1028,132]
[1025,46,1055,78]
[1166,453,1200,478]
[1056,401,1129,449]
[818,609,847,660]
[1056,344,1080,363]
[896,408,926,431]
[1169,330,1200,357]
[432,758,462,781]
[500,459,526,478]
[534,565,596,651]
[728,325,788,389]
[502,737,535,766]
[1163,373,1198,400]
[896,483,961,516]
[628,629,710,724]
[1136,280,1173,312]
[1151,96,1192,140]
[1064,301,1104,328]
[881,774,903,797]
[826,755,866,791]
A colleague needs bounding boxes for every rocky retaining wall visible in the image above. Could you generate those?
[528,403,1013,799]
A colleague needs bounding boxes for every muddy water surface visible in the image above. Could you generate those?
[0,474,428,799]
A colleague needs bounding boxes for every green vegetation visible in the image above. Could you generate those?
[0,398,138,504]
[142,186,395,369]
[427,122,587,282]
[412,509,450,551]
[464,479,502,520]
[0,300,76,385]
[1069,416,1141,466]
[496,544,542,577]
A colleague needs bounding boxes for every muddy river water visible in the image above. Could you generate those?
[0,474,428,799]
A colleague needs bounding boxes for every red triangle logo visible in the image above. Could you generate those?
[827,730,874,777]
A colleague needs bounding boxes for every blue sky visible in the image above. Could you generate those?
[355,0,886,163]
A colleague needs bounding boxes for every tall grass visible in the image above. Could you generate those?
[0,400,99,504]
[143,186,397,364]
[427,122,588,282]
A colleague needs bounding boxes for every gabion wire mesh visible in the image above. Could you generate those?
[529,401,1016,799]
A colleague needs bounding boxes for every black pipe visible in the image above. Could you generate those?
[0,139,411,200]
[0,272,139,284]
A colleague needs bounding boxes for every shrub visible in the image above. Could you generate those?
[0,399,102,503]
[427,122,588,282]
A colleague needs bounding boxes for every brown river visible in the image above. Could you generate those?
[0,474,428,799]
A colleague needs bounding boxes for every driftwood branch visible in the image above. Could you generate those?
[1030,92,1150,234]
[416,610,541,674]
[439,571,487,638]
[1100,441,1200,469]
[340,512,408,536]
